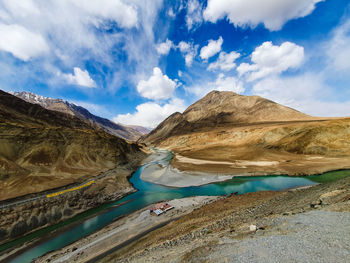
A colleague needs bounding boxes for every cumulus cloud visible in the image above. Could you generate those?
[203,0,324,31]
[0,23,49,61]
[200,37,223,60]
[237,41,304,81]
[177,41,197,67]
[114,98,186,128]
[186,0,203,30]
[62,67,96,88]
[137,67,176,100]
[156,39,173,55]
[188,73,244,98]
[327,19,350,71]
[178,41,191,53]
[207,51,240,71]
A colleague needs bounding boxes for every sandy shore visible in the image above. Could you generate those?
[139,149,235,188]
[34,196,220,263]
[140,163,234,188]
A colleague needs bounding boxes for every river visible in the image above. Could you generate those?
[3,149,350,263]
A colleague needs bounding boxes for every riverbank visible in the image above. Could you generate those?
[140,148,235,188]
[140,162,234,188]
[171,150,350,178]
[33,196,220,263]
[101,176,350,263]
[140,150,350,188]
[0,151,146,261]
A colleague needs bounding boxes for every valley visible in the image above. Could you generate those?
[2,148,349,263]
[1,90,350,263]
[2,2,350,262]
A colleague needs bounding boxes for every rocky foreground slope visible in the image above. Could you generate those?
[0,90,145,201]
[103,175,350,263]
[12,91,148,141]
[141,91,350,175]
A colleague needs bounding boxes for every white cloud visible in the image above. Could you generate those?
[0,23,49,61]
[207,51,240,71]
[186,0,203,30]
[237,41,304,81]
[203,0,324,31]
[0,0,163,92]
[188,73,244,98]
[2,0,40,18]
[185,53,195,67]
[178,41,191,53]
[156,39,173,55]
[200,36,223,60]
[177,41,197,67]
[253,73,322,104]
[71,0,138,29]
[167,8,175,18]
[327,19,350,71]
[137,67,176,100]
[114,98,186,128]
[62,67,96,88]
[251,73,350,117]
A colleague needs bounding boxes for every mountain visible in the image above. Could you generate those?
[0,90,145,200]
[142,91,313,145]
[126,125,152,135]
[12,91,148,141]
[141,90,350,176]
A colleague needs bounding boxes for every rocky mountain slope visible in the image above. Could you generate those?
[142,91,313,145]
[141,90,350,175]
[0,90,145,200]
[12,91,148,141]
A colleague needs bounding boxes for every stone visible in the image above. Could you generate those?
[249,224,257,232]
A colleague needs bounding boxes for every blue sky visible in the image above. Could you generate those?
[0,0,350,127]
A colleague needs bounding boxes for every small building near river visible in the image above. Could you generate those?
[150,202,174,216]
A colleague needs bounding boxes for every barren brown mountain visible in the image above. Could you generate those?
[12,91,148,141]
[141,91,350,176]
[0,90,145,200]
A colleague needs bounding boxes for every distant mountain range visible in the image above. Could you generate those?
[12,91,150,141]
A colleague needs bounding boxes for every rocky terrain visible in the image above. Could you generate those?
[101,175,350,263]
[12,91,148,141]
[0,90,146,201]
[141,91,350,176]
[0,163,140,248]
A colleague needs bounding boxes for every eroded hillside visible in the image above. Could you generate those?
[0,90,145,200]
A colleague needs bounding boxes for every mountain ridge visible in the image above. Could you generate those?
[12,91,148,141]
[141,90,315,145]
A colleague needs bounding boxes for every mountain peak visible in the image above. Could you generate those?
[142,91,313,145]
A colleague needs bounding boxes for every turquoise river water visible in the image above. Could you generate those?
[2,150,350,263]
